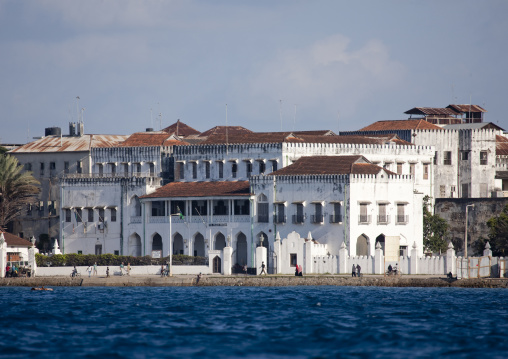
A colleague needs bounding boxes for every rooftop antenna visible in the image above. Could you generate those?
[226,104,229,155]
[157,102,161,130]
[81,108,85,124]
[337,111,340,134]
[279,99,282,131]
[150,108,153,129]
[469,94,472,124]
[293,104,297,132]
[76,96,80,123]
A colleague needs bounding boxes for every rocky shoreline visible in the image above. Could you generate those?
[1,275,508,288]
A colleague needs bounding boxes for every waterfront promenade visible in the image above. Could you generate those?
[1,274,507,288]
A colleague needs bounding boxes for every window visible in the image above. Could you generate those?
[76,208,82,223]
[110,163,116,176]
[205,162,210,179]
[234,199,250,215]
[64,162,69,174]
[111,208,117,222]
[76,161,82,174]
[461,151,469,161]
[149,163,155,176]
[192,162,197,179]
[246,161,252,177]
[433,151,438,165]
[27,204,33,216]
[290,253,297,267]
[271,160,278,172]
[48,201,56,216]
[274,203,286,223]
[330,203,342,223]
[213,200,228,215]
[462,184,469,198]
[218,161,224,179]
[114,250,119,256]
[123,163,129,176]
[450,186,456,197]
[25,163,32,171]
[97,163,103,175]
[480,151,488,165]
[38,201,44,213]
[151,201,165,216]
[378,203,388,224]
[312,203,323,223]
[292,203,304,224]
[396,163,403,175]
[49,162,56,173]
[410,163,415,177]
[383,162,391,170]
[65,209,71,222]
[98,208,105,222]
[258,161,266,174]
[192,200,208,216]
[423,164,429,180]
[178,162,184,180]
[443,151,452,165]
[135,163,141,175]
[231,162,237,178]
[78,251,83,255]
[171,201,185,217]
[359,203,370,224]
[40,162,45,176]
[440,185,446,197]
[257,202,269,223]
[396,204,407,224]
[88,208,94,222]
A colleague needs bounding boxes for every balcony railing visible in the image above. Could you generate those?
[311,214,324,224]
[292,214,305,224]
[358,214,371,224]
[377,215,390,224]
[273,214,286,224]
[396,215,409,224]
[63,172,158,179]
[329,214,342,223]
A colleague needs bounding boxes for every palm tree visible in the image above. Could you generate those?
[0,154,40,229]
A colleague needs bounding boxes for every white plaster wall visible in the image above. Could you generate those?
[36,265,209,276]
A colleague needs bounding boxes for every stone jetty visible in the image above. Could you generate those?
[1,275,507,288]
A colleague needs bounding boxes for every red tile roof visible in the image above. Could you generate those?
[270,156,393,176]
[447,104,487,113]
[199,126,253,137]
[162,120,201,136]
[0,230,33,247]
[358,119,443,131]
[497,135,508,156]
[119,132,189,147]
[404,107,459,116]
[141,181,251,199]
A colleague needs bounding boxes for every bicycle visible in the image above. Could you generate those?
[70,271,81,278]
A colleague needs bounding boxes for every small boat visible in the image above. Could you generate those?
[31,287,53,291]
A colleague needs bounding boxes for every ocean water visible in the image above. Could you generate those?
[1,286,507,359]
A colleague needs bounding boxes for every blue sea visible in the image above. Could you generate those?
[1,286,507,358]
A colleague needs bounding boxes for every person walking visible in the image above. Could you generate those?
[352,264,356,277]
[106,267,110,278]
[127,263,131,276]
[87,265,92,278]
[356,264,361,278]
[93,262,98,276]
[120,262,124,276]
[259,261,267,275]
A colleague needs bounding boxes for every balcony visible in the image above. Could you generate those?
[273,214,286,224]
[311,214,324,224]
[358,215,371,224]
[329,214,342,223]
[377,215,390,224]
[292,214,305,224]
[396,215,409,224]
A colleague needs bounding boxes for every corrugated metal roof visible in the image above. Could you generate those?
[447,104,487,113]
[118,132,189,147]
[199,126,253,137]
[496,135,508,156]
[10,134,128,153]
[404,107,459,116]
[443,123,505,131]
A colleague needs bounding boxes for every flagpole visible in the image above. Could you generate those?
[169,214,173,277]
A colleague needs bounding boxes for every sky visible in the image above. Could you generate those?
[1,0,507,144]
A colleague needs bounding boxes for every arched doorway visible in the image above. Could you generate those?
[356,234,369,256]
[152,233,163,257]
[174,233,184,255]
[129,233,142,257]
[194,233,205,257]
[215,232,226,251]
[236,232,248,266]
[375,234,385,254]
[213,256,221,273]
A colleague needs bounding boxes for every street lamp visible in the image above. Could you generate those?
[465,204,475,258]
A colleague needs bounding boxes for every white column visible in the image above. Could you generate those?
[223,246,233,275]
[374,241,383,274]
[446,242,456,275]
[273,232,281,274]
[0,234,6,278]
[339,242,348,274]
[256,245,267,275]
[410,241,419,275]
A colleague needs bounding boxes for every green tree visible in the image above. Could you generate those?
[0,146,7,156]
[485,204,508,256]
[0,154,40,228]
[423,195,449,254]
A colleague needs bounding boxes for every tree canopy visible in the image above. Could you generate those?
[485,204,508,257]
[423,195,449,254]
[0,155,40,228]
